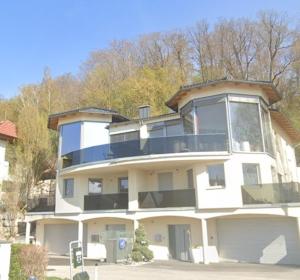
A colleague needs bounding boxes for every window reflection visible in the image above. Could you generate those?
[60,122,81,155]
[230,102,263,152]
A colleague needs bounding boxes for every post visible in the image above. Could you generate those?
[201,218,209,264]
[78,221,83,243]
[25,222,31,244]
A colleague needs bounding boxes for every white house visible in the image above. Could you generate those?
[0,120,17,184]
[25,79,300,265]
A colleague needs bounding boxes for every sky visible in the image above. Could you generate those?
[0,0,299,98]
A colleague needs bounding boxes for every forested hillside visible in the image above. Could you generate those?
[1,11,300,201]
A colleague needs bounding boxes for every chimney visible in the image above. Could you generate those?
[138,105,150,119]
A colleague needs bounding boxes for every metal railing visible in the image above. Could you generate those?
[84,193,128,210]
[138,188,196,208]
[62,134,228,168]
[242,182,300,205]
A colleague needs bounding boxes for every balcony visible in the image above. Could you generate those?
[84,193,128,211]
[242,182,300,205]
[62,134,228,168]
[138,188,196,208]
[27,196,55,212]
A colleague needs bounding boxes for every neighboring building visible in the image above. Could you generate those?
[25,79,300,265]
[0,120,17,184]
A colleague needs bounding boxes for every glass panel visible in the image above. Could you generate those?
[88,178,102,194]
[195,101,227,137]
[110,131,139,143]
[118,177,128,193]
[60,122,81,155]
[182,110,194,135]
[148,122,165,138]
[165,119,183,136]
[207,164,225,186]
[261,106,274,155]
[63,178,74,197]
[230,102,263,152]
[242,163,260,185]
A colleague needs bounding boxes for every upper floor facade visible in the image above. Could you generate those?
[28,79,300,215]
[0,120,17,184]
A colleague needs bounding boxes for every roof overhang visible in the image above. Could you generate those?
[270,109,300,143]
[48,107,129,130]
[166,79,282,111]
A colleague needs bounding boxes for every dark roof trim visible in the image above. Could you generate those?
[166,78,282,111]
[48,107,129,130]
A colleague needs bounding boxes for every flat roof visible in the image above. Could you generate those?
[166,78,282,111]
[48,107,129,130]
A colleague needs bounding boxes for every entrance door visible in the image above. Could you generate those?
[168,224,191,261]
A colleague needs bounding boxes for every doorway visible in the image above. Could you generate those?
[168,224,191,261]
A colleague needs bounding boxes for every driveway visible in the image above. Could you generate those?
[47,259,300,280]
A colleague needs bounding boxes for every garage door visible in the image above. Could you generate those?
[44,224,78,255]
[217,217,300,265]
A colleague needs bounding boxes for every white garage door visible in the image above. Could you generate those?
[44,224,78,255]
[217,217,300,265]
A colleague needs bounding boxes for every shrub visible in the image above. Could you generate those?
[131,224,153,262]
[19,244,48,279]
[9,244,48,280]
[9,244,26,280]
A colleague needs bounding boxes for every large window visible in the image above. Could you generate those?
[230,101,263,152]
[63,178,74,198]
[181,102,194,135]
[207,164,225,187]
[195,97,227,136]
[148,120,183,138]
[88,178,102,194]
[60,122,81,155]
[242,163,261,185]
[110,131,139,143]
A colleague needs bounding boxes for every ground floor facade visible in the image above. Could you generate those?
[25,206,300,266]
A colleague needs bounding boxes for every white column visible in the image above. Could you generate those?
[296,217,300,241]
[25,222,31,244]
[78,221,83,243]
[133,219,139,231]
[201,218,209,264]
[128,169,139,211]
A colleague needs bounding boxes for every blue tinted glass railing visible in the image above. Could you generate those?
[62,134,228,168]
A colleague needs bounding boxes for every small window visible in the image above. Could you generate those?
[118,177,128,193]
[110,131,139,143]
[88,178,102,194]
[91,234,100,243]
[207,164,225,186]
[242,163,261,185]
[148,122,165,138]
[63,178,74,198]
[187,169,194,189]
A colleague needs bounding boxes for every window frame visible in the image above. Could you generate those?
[118,177,128,193]
[88,178,103,195]
[207,164,226,187]
[63,178,74,198]
[242,163,261,186]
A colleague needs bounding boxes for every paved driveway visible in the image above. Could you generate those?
[47,259,300,280]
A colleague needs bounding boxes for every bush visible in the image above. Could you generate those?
[9,244,26,280]
[9,244,48,280]
[131,224,153,262]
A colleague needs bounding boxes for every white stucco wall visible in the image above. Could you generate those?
[0,140,9,183]
[0,242,11,280]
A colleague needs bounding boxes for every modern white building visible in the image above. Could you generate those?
[0,120,17,184]
[25,79,300,265]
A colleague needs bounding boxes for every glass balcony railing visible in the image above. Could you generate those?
[27,196,55,212]
[62,134,228,168]
[138,188,196,208]
[242,182,300,205]
[84,193,128,211]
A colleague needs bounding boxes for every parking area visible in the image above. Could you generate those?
[47,259,300,280]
